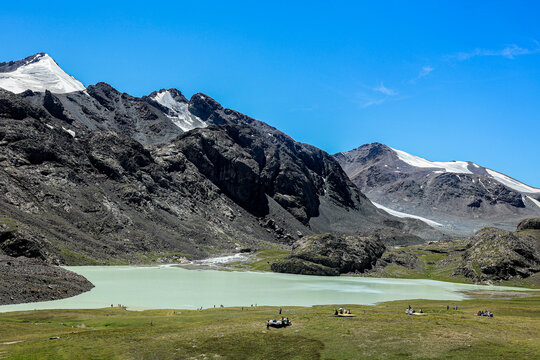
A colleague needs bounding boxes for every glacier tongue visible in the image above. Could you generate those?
[0,53,85,94]
[150,90,207,132]
[372,202,443,227]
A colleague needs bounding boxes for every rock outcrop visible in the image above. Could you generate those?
[453,227,540,281]
[517,218,540,231]
[271,233,385,276]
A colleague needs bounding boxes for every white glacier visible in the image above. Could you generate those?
[391,147,473,174]
[487,169,540,194]
[0,53,85,94]
[372,202,443,227]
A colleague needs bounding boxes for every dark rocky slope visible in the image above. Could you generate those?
[0,88,442,265]
[18,83,183,145]
[271,233,385,276]
[517,218,540,231]
[0,255,94,305]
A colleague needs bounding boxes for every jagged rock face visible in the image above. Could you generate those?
[335,143,540,234]
[271,233,386,276]
[0,89,49,120]
[0,82,443,265]
[454,227,540,281]
[0,95,288,263]
[13,82,264,146]
[43,90,71,123]
[14,82,183,145]
[169,124,358,223]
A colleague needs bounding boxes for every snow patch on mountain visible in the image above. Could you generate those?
[149,90,207,132]
[485,169,540,194]
[62,127,76,138]
[0,53,85,94]
[392,147,539,194]
[372,202,443,227]
[525,196,540,209]
[391,147,473,174]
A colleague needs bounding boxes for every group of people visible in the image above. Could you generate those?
[405,305,422,315]
[405,305,424,315]
[334,308,352,315]
[266,317,291,328]
[476,310,494,317]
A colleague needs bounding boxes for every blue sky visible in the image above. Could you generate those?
[2,1,539,186]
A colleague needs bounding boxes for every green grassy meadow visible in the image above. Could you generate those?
[0,295,538,359]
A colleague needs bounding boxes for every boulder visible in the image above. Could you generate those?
[271,233,385,276]
[517,218,540,231]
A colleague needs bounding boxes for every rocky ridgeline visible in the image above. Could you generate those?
[271,233,385,276]
[0,85,442,266]
[334,143,540,234]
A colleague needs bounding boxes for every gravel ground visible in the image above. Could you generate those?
[0,255,94,305]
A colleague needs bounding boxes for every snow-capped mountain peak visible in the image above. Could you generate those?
[0,53,85,94]
[335,142,540,233]
[390,147,540,194]
[146,89,207,132]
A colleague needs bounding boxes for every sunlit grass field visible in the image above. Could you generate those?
[0,295,538,359]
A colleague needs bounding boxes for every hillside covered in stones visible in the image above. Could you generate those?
[0,75,442,266]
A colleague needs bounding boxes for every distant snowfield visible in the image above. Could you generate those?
[524,196,540,209]
[391,147,473,174]
[391,147,540,194]
[0,53,85,93]
[486,169,540,194]
[372,202,443,227]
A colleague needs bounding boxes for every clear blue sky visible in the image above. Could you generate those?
[2,1,539,186]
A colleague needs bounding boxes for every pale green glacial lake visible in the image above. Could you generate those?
[0,265,525,312]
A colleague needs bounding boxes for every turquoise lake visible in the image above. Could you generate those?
[0,265,525,312]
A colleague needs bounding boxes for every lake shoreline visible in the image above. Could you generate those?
[0,264,532,313]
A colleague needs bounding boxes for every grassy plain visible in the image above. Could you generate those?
[0,295,538,359]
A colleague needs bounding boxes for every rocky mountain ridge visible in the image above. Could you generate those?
[0,53,443,265]
[335,142,540,234]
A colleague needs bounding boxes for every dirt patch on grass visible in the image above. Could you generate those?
[1,340,25,345]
